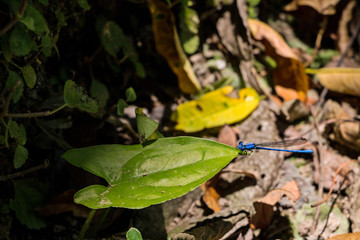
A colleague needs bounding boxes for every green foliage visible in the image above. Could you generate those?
[126,87,137,102]
[78,0,91,11]
[5,71,24,103]
[19,3,49,35]
[117,99,128,116]
[179,6,199,54]
[14,145,28,169]
[9,25,34,57]
[126,227,143,240]
[21,65,37,88]
[8,120,27,145]
[63,80,99,113]
[135,108,159,143]
[90,79,109,109]
[62,136,239,209]
[98,20,125,57]
[9,179,46,229]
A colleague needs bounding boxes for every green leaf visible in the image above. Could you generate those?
[62,136,240,209]
[0,135,5,145]
[6,71,24,103]
[9,25,33,56]
[129,57,146,78]
[99,21,125,57]
[135,108,158,144]
[20,4,49,34]
[41,34,52,56]
[1,34,12,61]
[9,179,46,229]
[8,120,27,145]
[90,80,109,108]
[78,0,91,10]
[180,31,199,54]
[117,99,127,116]
[126,87,137,102]
[64,80,99,113]
[21,65,36,88]
[126,227,143,240]
[179,7,200,54]
[38,0,49,6]
[14,145,28,169]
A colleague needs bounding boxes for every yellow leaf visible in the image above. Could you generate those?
[147,0,201,94]
[307,68,360,97]
[171,86,260,133]
[248,19,309,102]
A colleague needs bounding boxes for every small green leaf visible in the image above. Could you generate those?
[6,71,24,103]
[9,25,33,56]
[129,57,146,78]
[126,227,143,240]
[14,145,28,169]
[20,4,49,34]
[62,136,240,209]
[90,80,109,109]
[0,135,5,145]
[181,31,199,54]
[38,0,49,6]
[99,21,124,56]
[64,80,99,113]
[8,120,27,145]
[21,65,36,88]
[117,99,127,116]
[41,34,52,56]
[78,0,91,10]
[1,34,12,61]
[55,9,67,27]
[9,179,46,229]
[135,108,158,144]
[126,87,137,102]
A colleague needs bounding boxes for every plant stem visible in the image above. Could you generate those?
[78,209,97,240]
[7,103,67,118]
[89,208,110,236]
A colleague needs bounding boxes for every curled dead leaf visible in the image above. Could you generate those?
[307,68,360,97]
[284,0,341,15]
[147,0,201,94]
[250,180,300,229]
[248,19,309,102]
[327,232,360,240]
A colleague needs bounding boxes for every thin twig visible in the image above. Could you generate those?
[0,160,49,181]
[0,0,27,37]
[311,160,354,207]
[310,106,324,234]
[0,80,21,118]
[304,17,328,68]
[6,104,67,118]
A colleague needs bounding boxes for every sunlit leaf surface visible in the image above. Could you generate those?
[171,87,260,133]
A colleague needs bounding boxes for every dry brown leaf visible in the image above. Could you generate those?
[327,232,360,240]
[309,68,360,97]
[218,125,238,147]
[147,0,201,94]
[337,0,356,55]
[322,100,360,151]
[248,19,309,102]
[250,180,300,229]
[284,0,341,15]
[201,175,221,213]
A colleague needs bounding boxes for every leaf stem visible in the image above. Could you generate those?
[78,209,97,240]
[0,80,21,118]
[0,0,27,37]
[1,118,9,148]
[6,103,67,118]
